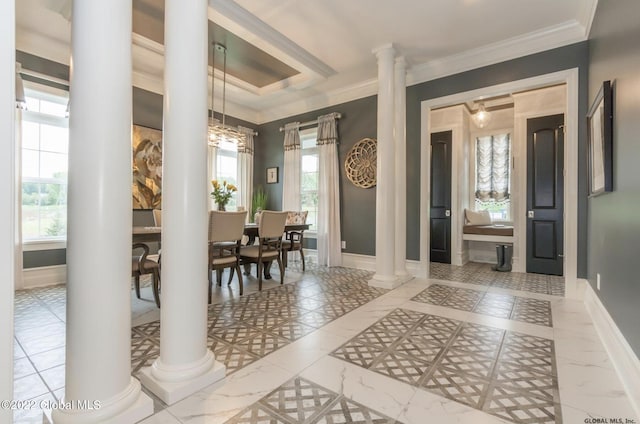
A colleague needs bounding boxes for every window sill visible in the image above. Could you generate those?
[23,239,67,251]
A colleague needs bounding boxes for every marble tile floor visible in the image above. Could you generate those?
[11,262,638,424]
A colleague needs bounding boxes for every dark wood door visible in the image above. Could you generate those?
[526,114,564,275]
[430,131,452,264]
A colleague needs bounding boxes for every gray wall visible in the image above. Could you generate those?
[257,42,590,270]
[256,96,378,255]
[587,0,640,355]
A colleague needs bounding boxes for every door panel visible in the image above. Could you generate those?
[430,131,452,264]
[526,114,564,275]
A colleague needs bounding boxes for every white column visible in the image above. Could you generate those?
[0,2,16,423]
[138,0,225,405]
[52,1,153,423]
[369,44,400,289]
[394,57,411,280]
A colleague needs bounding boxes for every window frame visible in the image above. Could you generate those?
[469,127,513,223]
[21,83,70,249]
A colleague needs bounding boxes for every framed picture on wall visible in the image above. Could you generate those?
[587,80,613,197]
[266,167,279,184]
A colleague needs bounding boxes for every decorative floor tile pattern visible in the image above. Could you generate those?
[411,284,553,326]
[128,267,385,378]
[225,377,400,424]
[430,262,565,296]
[331,308,562,423]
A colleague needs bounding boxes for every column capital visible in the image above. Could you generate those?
[372,43,395,59]
[395,56,407,70]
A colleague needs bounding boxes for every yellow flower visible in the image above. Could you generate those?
[227,184,237,192]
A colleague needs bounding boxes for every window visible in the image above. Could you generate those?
[300,128,318,232]
[21,88,69,242]
[215,139,238,210]
[474,133,511,221]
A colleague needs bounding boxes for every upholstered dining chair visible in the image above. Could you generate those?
[239,210,288,291]
[132,243,161,308]
[282,211,308,271]
[208,210,247,301]
[152,209,162,266]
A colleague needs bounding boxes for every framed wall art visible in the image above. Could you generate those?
[132,125,163,209]
[266,167,279,184]
[587,80,613,197]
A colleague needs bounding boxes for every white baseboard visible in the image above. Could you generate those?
[583,282,640,418]
[341,253,376,271]
[21,265,67,289]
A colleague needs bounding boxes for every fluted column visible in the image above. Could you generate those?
[0,2,16,423]
[138,0,225,405]
[394,57,410,279]
[52,0,153,422]
[369,44,398,288]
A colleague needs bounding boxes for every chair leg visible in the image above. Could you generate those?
[208,262,212,285]
[235,264,243,296]
[299,249,305,271]
[152,270,161,308]
[282,249,288,268]
[216,269,222,287]
[277,256,284,285]
[134,275,141,299]
[227,267,235,285]
[257,262,263,291]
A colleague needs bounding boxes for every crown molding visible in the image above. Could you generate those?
[406,19,587,87]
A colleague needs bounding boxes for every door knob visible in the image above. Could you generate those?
[445,210,451,217]
[528,210,535,218]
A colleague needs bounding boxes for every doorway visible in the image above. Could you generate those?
[419,69,579,297]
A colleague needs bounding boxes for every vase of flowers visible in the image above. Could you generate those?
[210,180,237,211]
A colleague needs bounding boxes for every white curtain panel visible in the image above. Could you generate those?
[316,114,342,267]
[282,122,301,211]
[14,109,23,289]
[237,126,254,218]
[207,144,218,210]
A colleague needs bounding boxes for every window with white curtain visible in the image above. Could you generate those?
[22,88,69,242]
[474,133,511,221]
[300,128,318,232]
[215,139,238,210]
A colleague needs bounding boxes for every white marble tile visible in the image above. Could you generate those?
[402,301,475,322]
[486,285,559,302]
[551,298,595,334]
[138,410,182,424]
[264,328,348,374]
[553,327,611,367]
[167,360,294,424]
[300,355,417,421]
[427,278,491,292]
[556,355,638,421]
[398,386,511,424]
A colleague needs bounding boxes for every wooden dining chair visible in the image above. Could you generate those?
[282,211,308,271]
[132,243,161,307]
[208,210,247,301]
[239,210,288,291]
[152,209,162,266]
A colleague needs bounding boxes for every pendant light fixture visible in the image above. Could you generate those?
[208,43,246,148]
[472,101,491,129]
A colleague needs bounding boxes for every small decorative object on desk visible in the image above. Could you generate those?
[210,179,236,211]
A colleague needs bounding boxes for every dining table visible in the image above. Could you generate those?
[133,222,310,279]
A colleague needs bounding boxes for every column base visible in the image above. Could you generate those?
[368,274,413,289]
[47,378,153,424]
[139,353,226,405]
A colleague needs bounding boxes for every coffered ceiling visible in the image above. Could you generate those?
[15,0,598,124]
